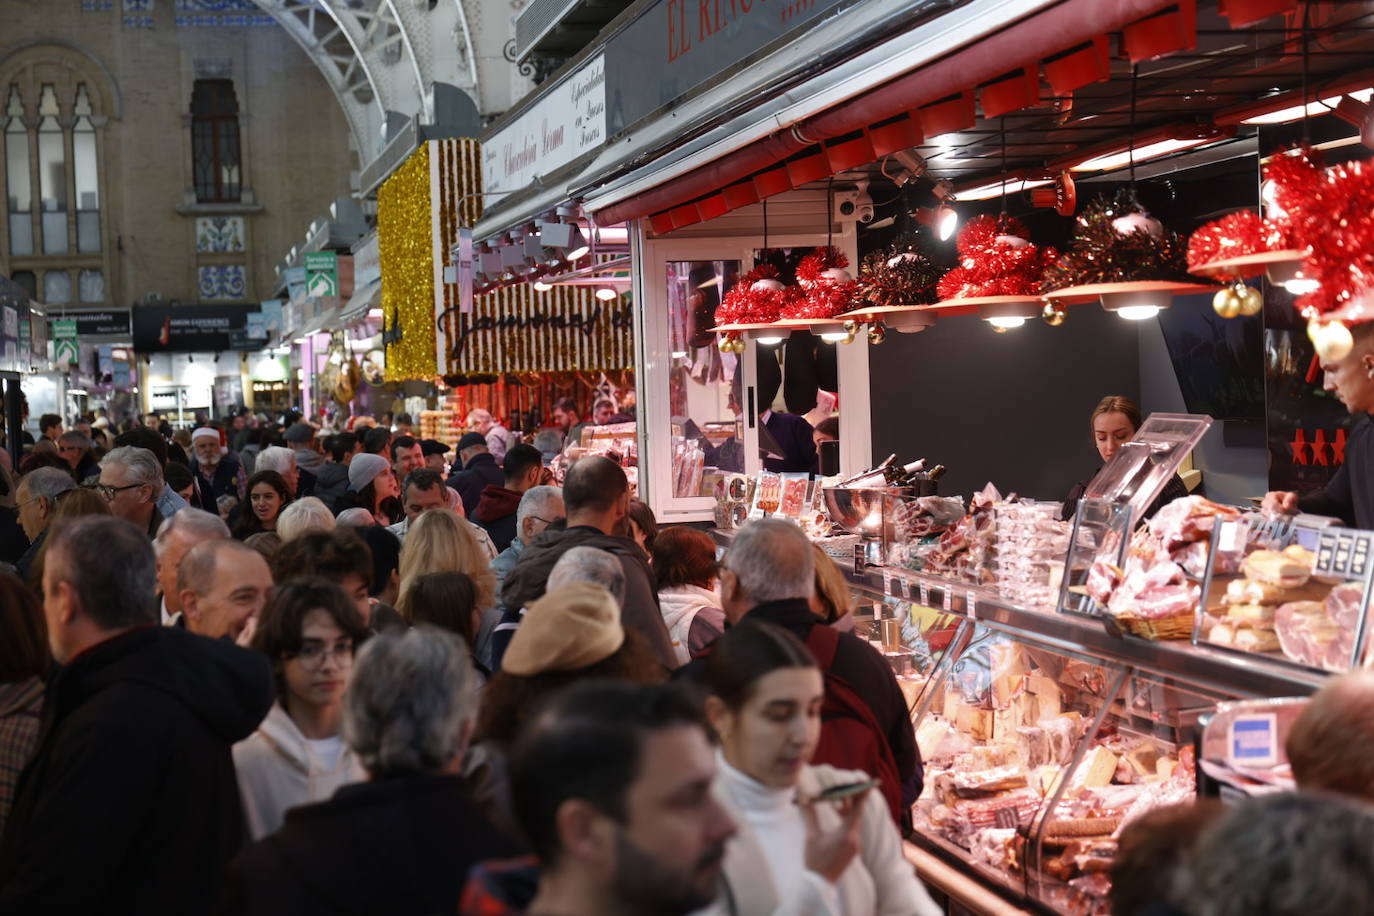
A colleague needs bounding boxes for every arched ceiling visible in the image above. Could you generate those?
[252,0,479,167]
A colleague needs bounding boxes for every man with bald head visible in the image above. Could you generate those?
[1265,321,1374,527]
[501,456,675,669]
[179,539,273,641]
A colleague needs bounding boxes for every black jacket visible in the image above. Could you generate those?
[0,625,274,914]
[196,453,246,504]
[447,453,504,516]
[1061,472,1190,523]
[311,462,350,513]
[216,773,523,916]
[678,598,922,805]
[502,525,678,670]
[1300,414,1374,528]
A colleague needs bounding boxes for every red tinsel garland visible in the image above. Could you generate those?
[1289,159,1374,317]
[937,214,1058,300]
[714,264,787,325]
[787,246,857,319]
[1185,211,1291,278]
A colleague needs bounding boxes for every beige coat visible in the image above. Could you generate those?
[698,763,941,916]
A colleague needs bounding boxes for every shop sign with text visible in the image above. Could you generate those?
[483,55,605,195]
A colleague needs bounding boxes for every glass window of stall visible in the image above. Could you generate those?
[633,193,872,521]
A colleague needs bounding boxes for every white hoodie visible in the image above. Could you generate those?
[658,584,727,666]
[232,701,368,840]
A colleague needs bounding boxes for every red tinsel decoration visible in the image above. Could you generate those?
[1264,146,1324,230]
[1186,211,1291,278]
[1287,158,1374,318]
[857,235,940,307]
[936,214,1058,300]
[714,264,787,325]
[786,246,857,320]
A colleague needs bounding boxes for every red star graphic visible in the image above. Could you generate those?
[1290,429,1309,465]
[1333,428,1348,465]
[1311,429,1329,466]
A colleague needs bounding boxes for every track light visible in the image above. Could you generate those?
[566,226,590,261]
[595,286,618,301]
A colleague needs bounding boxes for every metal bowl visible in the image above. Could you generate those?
[822,486,908,537]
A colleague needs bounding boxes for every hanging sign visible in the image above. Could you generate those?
[483,55,606,196]
[53,319,79,365]
[304,252,339,298]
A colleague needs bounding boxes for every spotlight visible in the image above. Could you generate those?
[987,316,1025,329]
[935,202,958,241]
[566,227,590,261]
[1116,305,1161,321]
[533,280,553,292]
[595,286,619,301]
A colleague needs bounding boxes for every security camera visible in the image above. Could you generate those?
[834,181,874,223]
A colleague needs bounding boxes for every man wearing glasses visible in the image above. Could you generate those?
[97,446,165,538]
[14,467,76,579]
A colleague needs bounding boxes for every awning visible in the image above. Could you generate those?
[473,0,1067,242]
[338,278,381,327]
[589,0,1185,228]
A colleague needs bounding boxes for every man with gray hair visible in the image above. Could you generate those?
[0,516,273,912]
[479,485,564,670]
[98,445,165,538]
[15,466,77,578]
[218,625,522,914]
[56,430,97,481]
[154,507,230,626]
[255,445,303,498]
[710,517,921,811]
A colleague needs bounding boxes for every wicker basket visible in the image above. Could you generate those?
[1115,611,1194,641]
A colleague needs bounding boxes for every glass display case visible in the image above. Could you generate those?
[1196,515,1374,673]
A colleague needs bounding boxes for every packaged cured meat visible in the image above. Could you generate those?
[1274,600,1346,671]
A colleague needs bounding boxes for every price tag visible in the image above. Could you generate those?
[919,581,930,607]
[1218,520,1240,553]
[942,587,953,612]
[882,569,893,597]
[967,590,978,619]
[1335,535,1355,576]
[1353,537,1370,578]
[853,543,867,575]
[899,576,911,600]
[1317,531,1338,573]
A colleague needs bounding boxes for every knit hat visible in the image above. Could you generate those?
[191,427,220,442]
[456,432,486,451]
[502,582,624,677]
[420,438,448,457]
[348,453,390,491]
[284,422,314,444]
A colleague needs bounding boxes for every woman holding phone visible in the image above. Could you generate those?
[700,622,940,916]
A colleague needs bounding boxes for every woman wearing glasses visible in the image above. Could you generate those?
[233,578,371,840]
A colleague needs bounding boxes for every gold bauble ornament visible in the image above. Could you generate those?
[1309,320,1354,363]
[731,336,748,354]
[1213,287,1242,319]
[718,336,734,353]
[867,324,886,345]
[1237,284,1263,317]
[843,319,860,335]
[991,324,1010,334]
[1041,303,1066,327]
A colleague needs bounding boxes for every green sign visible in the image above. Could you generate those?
[53,319,78,365]
[304,251,339,298]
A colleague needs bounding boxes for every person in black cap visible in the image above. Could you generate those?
[420,439,449,476]
[284,423,324,472]
[445,433,503,516]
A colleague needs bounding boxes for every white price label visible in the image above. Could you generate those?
[882,570,893,597]
[899,576,911,600]
[1218,520,1239,553]
[919,582,930,607]
[942,587,953,612]
[967,590,978,619]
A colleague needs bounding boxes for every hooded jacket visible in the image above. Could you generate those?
[473,485,523,553]
[447,452,504,516]
[232,702,367,841]
[501,525,677,670]
[219,773,524,916]
[311,461,351,513]
[657,584,727,667]
[0,625,274,914]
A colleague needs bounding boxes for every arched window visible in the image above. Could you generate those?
[4,85,32,256]
[36,84,67,254]
[191,79,241,203]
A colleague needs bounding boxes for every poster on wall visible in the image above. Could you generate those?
[132,303,259,353]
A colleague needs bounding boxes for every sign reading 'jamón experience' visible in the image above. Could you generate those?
[435,285,633,375]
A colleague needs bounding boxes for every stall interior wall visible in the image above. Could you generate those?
[867,308,1140,505]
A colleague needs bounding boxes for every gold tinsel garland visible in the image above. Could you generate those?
[378,143,437,382]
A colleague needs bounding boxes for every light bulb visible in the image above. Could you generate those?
[533,281,553,292]
[1116,305,1161,321]
[595,287,619,301]
[819,331,850,342]
[937,203,958,241]
[987,316,1025,329]
[1284,277,1320,295]
[756,335,785,345]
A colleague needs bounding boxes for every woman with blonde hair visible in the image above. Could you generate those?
[811,545,855,631]
[395,509,496,620]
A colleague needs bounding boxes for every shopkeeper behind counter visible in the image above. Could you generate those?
[1061,396,1189,522]
[1263,322,1374,528]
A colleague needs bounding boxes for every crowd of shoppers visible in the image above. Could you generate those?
[0,405,1371,916]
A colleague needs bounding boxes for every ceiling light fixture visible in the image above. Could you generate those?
[594,286,619,301]
[957,176,1054,201]
[533,280,554,292]
[1072,136,1219,172]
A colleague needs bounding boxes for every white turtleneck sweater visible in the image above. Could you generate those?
[716,751,843,915]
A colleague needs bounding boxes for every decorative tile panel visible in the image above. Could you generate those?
[122,0,154,27]
[198,264,247,300]
[195,216,245,252]
[82,1,115,11]
[175,0,274,26]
